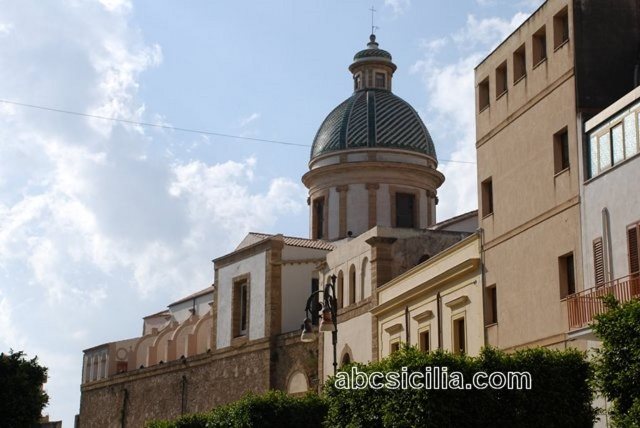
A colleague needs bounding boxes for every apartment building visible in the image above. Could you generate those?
[568,85,640,336]
[474,0,640,351]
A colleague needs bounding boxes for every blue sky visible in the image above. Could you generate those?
[0,0,542,424]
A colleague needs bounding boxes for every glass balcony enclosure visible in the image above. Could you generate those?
[588,99,640,178]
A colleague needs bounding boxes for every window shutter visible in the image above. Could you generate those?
[593,238,605,286]
[628,226,640,275]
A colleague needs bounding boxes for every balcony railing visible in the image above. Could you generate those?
[567,274,640,330]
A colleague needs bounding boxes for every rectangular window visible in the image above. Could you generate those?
[628,224,640,275]
[396,193,415,228]
[485,285,498,325]
[589,134,598,178]
[481,178,494,217]
[553,7,569,49]
[375,72,386,89]
[588,102,640,178]
[624,113,637,158]
[453,317,466,354]
[239,282,248,334]
[559,253,576,298]
[354,74,361,91]
[513,44,526,83]
[390,341,400,354]
[593,238,605,286]
[233,279,249,337]
[598,133,612,171]
[313,198,324,239]
[478,78,490,112]
[554,128,570,173]
[419,330,430,353]
[612,124,625,164]
[495,61,507,98]
[532,26,547,66]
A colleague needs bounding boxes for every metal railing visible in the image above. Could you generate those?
[567,274,640,330]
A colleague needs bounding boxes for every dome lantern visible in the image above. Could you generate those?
[349,34,396,92]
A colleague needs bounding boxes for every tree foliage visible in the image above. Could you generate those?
[592,295,640,426]
[0,350,49,427]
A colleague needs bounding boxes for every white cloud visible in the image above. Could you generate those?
[452,13,529,51]
[384,0,411,15]
[0,291,24,350]
[0,2,302,425]
[0,22,13,36]
[239,112,261,127]
[169,158,304,248]
[419,37,448,55]
[99,0,132,13]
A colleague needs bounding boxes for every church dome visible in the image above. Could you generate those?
[303,34,445,241]
[310,35,437,161]
[310,90,437,160]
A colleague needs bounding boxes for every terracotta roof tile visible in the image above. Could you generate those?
[246,232,335,251]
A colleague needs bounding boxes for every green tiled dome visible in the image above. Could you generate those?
[353,48,392,61]
[310,89,437,160]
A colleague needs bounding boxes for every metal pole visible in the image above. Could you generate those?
[327,275,338,376]
[332,329,338,376]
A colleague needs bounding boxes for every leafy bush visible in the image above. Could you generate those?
[592,295,640,426]
[146,390,327,428]
[324,346,595,428]
[149,347,595,428]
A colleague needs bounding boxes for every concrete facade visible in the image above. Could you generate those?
[317,226,473,381]
[581,86,640,289]
[373,234,483,359]
[474,0,640,351]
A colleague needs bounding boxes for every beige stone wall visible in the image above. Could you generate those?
[475,0,582,351]
[475,0,574,141]
[375,235,483,358]
[79,333,318,428]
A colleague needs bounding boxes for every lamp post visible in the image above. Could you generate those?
[300,274,338,376]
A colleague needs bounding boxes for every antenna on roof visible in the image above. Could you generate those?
[369,5,378,35]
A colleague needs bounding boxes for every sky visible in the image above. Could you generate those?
[0,0,543,424]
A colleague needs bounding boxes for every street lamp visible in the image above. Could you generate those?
[301,274,338,375]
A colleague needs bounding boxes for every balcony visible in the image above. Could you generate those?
[567,274,640,330]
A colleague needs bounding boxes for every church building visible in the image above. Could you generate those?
[77,34,479,427]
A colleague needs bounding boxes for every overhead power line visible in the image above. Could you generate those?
[0,99,307,148]
[0,98,476,165]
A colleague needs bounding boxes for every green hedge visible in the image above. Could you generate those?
[324,346,595,428]
[148,347,594,428]
[146,390,327,428]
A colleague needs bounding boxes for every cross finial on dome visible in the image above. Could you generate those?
[369,5,378,35]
